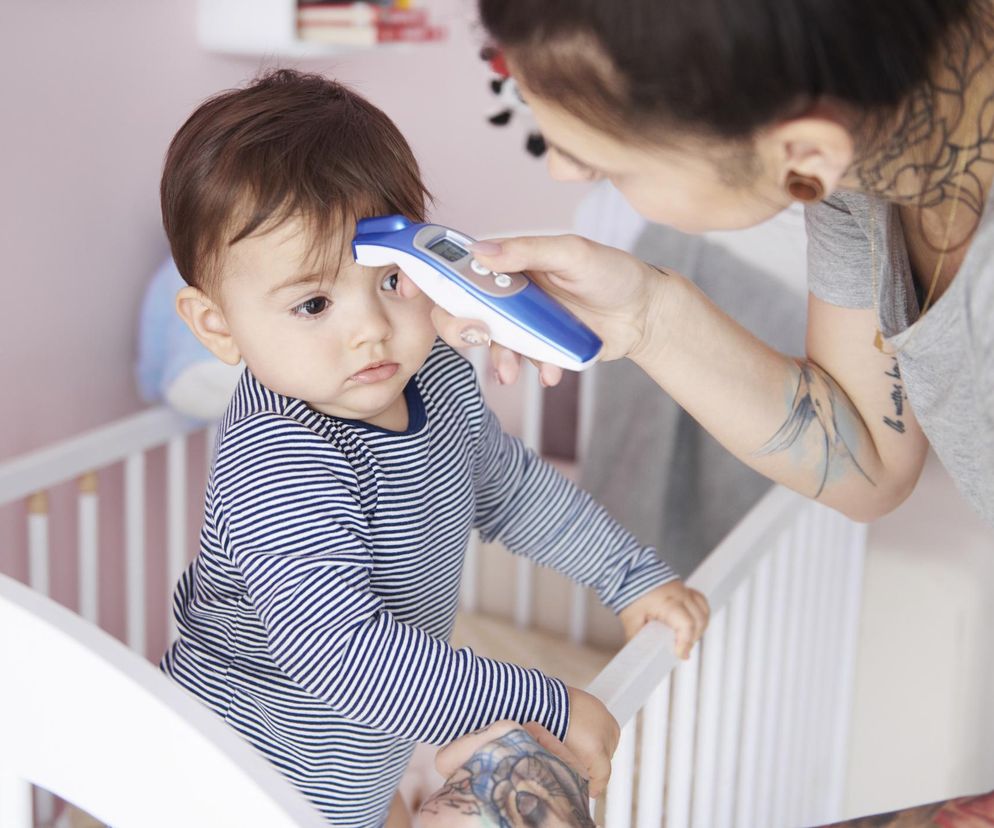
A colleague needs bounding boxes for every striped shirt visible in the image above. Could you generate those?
[161,341,675,827]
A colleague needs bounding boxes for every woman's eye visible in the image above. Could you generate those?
[381,271,399,292]
[293,296,329,317]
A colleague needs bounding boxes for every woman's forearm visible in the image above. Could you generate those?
[628,266,928,521]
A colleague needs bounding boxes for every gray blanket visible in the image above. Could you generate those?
[580,223,807,577]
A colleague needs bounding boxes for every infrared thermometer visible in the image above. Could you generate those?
[352,215,602,371]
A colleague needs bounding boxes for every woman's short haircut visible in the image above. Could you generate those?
[479,0,982,143]
[161,68,430,292]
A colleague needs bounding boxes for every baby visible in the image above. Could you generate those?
[159,69,708,828]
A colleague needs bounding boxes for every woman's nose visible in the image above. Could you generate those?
[546,150,582,182]
[546,149,601,183]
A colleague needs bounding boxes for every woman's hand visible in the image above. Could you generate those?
[421,720,596,827]
[398,234,670,386]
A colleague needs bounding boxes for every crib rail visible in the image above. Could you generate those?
[0,407,212,663]
[0,572,325,828]
[591,489,866,828]
[0,381,866,827]
[0,408,199,505]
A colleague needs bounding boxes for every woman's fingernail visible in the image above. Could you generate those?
[470,240,502,256]
[460,328,490,346]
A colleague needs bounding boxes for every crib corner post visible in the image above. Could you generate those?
[0,768,34,828]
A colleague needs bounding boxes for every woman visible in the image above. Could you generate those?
[404,0,994,823]
[418,0,993,529]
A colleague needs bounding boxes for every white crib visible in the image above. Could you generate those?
[0,361,867,828]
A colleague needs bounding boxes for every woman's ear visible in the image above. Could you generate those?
[175,286,242,366]
[767,113,855,198]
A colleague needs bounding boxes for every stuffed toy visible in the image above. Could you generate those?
[135,258,242,421]
[481,45,546,158]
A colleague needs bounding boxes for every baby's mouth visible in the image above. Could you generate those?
[349,361,399,384]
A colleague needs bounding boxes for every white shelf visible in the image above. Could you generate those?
[198,0,365,57]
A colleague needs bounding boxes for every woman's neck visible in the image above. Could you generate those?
[846,5,994,246]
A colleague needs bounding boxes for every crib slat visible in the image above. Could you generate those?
[636,677,670,828]
[521,362,543,453]
[459,531,480,612]
[78,473,99,624]
[788,506,825,825]
[713,583,749,828]
[0,772,32,828]
[604,718,636,828]
[821,515,863,821]
[460,349,488,614]
[734,549,774,828]
[35,787,56,825]
[576,364,596,461]
[514,364,544,630]
[27,492,50,597]
[804,511,840,823]
[167,436,187,641]
[513,556,533,630]
[799,508,835,823]
[125,452,146,656]
[568,582,587,645]
[691,603,727,828]
[753,533,792,828]
[824,520,867,821]
[570,368,596,646]
[665,644,699,828]
[771,511,809,827]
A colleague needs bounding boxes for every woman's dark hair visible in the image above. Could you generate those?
[161,68,430,292]
[479,0,981,142]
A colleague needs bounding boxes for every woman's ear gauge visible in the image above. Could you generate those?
[785,171,826,202]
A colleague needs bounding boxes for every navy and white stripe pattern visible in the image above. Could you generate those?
[162,341,675,827]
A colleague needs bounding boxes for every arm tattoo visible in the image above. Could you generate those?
[419,728,595,827]
[755,361,874,498]
[855,6,994,249]
[883,358,907,434]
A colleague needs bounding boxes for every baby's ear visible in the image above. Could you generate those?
[175,286,241,366]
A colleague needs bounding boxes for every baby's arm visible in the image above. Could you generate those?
[218,415,572,748]
[472,404,708,652]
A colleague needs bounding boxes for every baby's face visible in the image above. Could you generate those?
[216,217,437,429]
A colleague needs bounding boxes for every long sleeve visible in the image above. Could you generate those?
[473,404,677,612]
[215,413,569,745]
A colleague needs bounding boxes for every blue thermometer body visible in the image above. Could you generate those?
[352,215,602,371]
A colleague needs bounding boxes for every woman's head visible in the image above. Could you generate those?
[480,0,981,230]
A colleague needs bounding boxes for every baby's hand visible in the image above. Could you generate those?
[618,581,709,659]
[564,686,620,798]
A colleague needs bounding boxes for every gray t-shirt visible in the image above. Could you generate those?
[805,192,994,526]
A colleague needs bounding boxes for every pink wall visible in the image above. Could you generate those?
[0,0,587,462]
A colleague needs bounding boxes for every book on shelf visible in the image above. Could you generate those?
[297,20,446,45]
[297,3,428,27]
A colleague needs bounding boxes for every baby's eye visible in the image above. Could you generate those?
[381,271,399,292]
[293,296,330,317]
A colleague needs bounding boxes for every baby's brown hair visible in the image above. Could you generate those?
[161,68,430,293]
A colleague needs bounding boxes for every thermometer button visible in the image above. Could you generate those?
[469,259,491,276]
[493,273,513,288]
